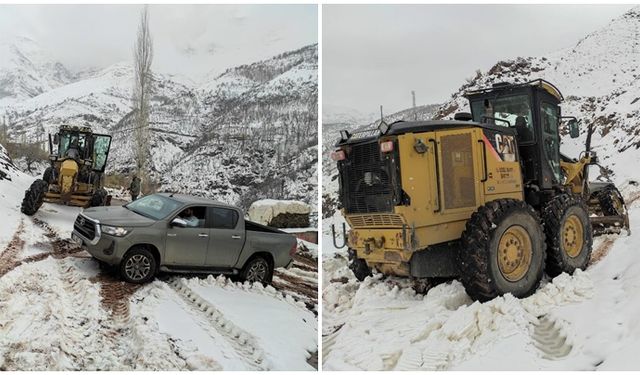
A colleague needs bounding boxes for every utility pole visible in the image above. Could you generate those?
[412,90,417,120]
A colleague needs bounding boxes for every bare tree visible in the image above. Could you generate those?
[132,6,153,192]
[0,116,8,145]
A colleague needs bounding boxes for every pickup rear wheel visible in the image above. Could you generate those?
[120,247,156,284]
[241,256,273,284]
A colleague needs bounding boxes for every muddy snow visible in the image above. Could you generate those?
[0,166,317,370]
[322,184,640,370]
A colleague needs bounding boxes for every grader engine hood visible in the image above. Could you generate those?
[59,159,79,194]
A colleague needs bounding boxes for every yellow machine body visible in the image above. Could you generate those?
[344,126,523,276]
[43,158,94,207]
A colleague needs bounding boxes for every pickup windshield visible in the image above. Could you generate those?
[125,194,181,220]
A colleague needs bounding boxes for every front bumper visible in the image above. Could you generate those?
[72,214,131,265]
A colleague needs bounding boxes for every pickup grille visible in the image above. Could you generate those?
[74,214,96,240]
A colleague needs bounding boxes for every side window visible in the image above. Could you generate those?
[92,135,111,171]
[210,207,239,229]
[541,102,561,182]
[176,206,207,228]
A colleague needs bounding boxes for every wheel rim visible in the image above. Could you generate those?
[562,214,584,258]
[125,254,151,281]
[497,225,533,282]
[246,260,267,282]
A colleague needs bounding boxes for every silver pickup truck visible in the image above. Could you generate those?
[72,193,297,284]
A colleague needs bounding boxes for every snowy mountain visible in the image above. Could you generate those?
[322,104,377,127]
[0,38,318,213]
[0,36,77,106]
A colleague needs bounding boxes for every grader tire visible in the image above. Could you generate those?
[542,194,593,277]
[42,167,53,183]
[21,179,49,216]
[459,199,546,302]
[349,258,372,281]
[597,186,625,217]
[90,188,108,207]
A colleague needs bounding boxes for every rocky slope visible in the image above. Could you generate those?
[0,37,318,214]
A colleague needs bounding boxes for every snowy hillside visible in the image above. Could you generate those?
[0,38,318,213]
[322,6,640,370]
[164,44,318,209]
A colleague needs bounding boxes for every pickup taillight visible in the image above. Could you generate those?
[290,241,298,256]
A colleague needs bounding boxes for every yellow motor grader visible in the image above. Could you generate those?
[331,79,629,301]
[21,125,112,215]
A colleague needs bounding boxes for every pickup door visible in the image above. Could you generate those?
[164,205,209,266]
[204,206,246,268]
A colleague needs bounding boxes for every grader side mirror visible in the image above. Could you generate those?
[568,119,579,138]
[53,134,59,145]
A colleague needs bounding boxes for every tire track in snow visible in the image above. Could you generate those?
[56,259,187,370]
[89,272,142,323]
[532,316,572,359]
[0,221,24,278]
[168,277,268,370]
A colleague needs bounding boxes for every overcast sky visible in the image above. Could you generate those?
[323,4,633,119]
[0,4,317,81]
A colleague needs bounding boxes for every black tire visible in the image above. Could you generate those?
[89,188,108,207]
[240,255,273,284]
[597,186,625,216]
[349,258,372,281]
[459,199,546,302]
[119,247,157,284]
[542,194,593,277]
[20,179,49,216]
[42,167,53,183]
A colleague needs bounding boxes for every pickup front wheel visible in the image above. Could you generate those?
[120,247,157,284]
[241,256,273,284]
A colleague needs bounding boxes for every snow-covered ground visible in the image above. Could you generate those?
[323,184,640,370]
[0,154,317,371]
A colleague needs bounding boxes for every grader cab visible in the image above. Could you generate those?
[21,125,112,215]
[331,79,629,301]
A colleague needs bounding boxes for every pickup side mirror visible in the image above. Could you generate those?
[171,217,187,228]
[568,119,579,138]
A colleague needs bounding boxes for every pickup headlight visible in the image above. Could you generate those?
[101,225,129,237]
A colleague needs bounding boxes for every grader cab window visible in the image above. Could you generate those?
[471,95,534,143]
[58,132,87,159]
[541,102,562,182]
[92,135,111,172]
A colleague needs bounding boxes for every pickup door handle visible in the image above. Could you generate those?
[231,235,242,239]
[167,233,177,237]
[198,233,209,237]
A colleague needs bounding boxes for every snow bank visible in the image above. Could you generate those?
[323,186,640,370]
[0,143,35,250]
[150,275,317,371]
[248,199,311,228]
